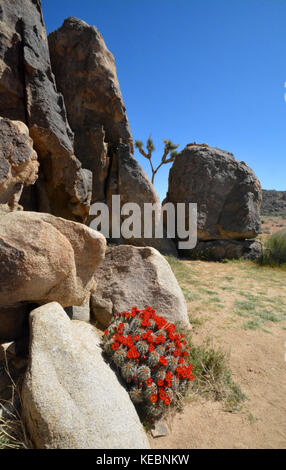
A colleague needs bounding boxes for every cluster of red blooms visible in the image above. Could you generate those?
[104,306,194,409]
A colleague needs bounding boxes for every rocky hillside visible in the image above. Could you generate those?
[261,190,286,217]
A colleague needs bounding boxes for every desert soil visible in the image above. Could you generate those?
[149,258,286,449]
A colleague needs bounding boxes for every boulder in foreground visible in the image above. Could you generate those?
[21,302,150,449]
[0,211,106,343]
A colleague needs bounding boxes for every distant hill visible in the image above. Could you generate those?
[261,190,286,216]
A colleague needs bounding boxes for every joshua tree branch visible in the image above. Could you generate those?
[135,137,179,185]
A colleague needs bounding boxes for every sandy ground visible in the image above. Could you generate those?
[149,259,286,449]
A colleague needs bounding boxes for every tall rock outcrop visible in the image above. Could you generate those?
[164,144,262,258]
[0,1,91,221]
[48,17,176,254]
[48,17,133,203]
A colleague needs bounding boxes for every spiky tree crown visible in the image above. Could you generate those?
[135,137,179,184]
[101,306,194,422]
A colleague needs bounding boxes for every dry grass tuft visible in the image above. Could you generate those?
[0,350,31,449]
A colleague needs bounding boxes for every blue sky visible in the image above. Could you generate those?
[42,0,286,200]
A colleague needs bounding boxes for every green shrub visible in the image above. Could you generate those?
[259,229,286,266]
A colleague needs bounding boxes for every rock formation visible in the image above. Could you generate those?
[0,1,92,221]
[0,211,106,342]
[22,302,150,449]
[0,117,39,213]
[0,5,177,254]
[0,1,197,450]
[48,17,133,202]
[90,244,191,330]
[48,17,176,254]
[189,239,262,261]
[65,297,91,323]
[163,144,262,259]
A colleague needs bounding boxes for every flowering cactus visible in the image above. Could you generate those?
[102,306,194,422]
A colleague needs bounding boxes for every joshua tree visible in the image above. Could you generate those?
[135,136,179,184]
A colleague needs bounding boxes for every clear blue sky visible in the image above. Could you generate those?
[42,0,286,200]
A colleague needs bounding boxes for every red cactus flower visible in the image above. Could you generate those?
[150,394,158,403]
[159,356,168,367]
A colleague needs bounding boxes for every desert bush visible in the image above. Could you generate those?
[183,336,246,411]
[101,306,194,423]
[259,229,286,266]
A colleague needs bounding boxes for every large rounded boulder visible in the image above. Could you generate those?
[0,211,106,342]
[164,144,262,241]
[22,302,150,449]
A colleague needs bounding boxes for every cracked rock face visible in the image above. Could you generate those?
[0,1,92,221]
[164,145,262,241]
[48,16,133,204]
[0,117,39,212]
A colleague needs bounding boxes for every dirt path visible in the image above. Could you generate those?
[149,260,286,449]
